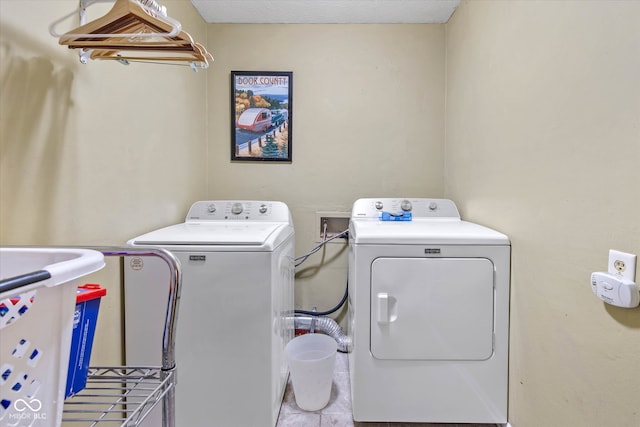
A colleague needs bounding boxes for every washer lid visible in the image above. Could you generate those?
[350,219,509,245]
[128,222,292,248]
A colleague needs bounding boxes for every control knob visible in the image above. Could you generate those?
[207,204,216,213]
[429,202,438,211]
[375,201,383,210]
[231,203,243,215]
[259,204,268,214]
[400,199,412,212]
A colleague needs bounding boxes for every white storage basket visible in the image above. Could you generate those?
[0,248,104,427]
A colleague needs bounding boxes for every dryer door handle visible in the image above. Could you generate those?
[377,293,389,323]
[377,292,398,324]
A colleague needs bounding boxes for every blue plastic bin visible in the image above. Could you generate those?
[65,283,107,398]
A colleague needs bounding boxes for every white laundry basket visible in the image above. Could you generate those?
[0,247,104,427]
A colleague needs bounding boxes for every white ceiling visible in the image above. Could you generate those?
[189,0,460,24]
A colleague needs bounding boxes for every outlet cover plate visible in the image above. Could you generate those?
[608,249,637,281]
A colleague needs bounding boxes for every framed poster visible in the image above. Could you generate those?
[231,71,292,162]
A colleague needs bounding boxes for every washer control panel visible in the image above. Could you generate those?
[351,198,460,219]
[186,200,291,222]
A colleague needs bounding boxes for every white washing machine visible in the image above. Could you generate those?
[124,200,294,427]
[348,198,510,423]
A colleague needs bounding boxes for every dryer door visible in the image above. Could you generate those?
[370,257,494,361]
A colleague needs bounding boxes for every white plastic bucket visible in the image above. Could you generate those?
[285,333,337,411]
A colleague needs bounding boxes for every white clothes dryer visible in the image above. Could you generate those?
[348,198,510,423]
[124,201,294,427]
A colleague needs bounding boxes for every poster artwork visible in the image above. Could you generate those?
[231,71,293,162]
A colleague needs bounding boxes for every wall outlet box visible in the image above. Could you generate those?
[316,211,350,242]
[608,250,637,281]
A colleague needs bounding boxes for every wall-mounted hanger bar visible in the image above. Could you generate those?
[95,55,209,68]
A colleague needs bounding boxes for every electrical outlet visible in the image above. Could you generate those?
[608,249,637,281]
[316,211,350,242]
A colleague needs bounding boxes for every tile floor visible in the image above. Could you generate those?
[276,352,502,427]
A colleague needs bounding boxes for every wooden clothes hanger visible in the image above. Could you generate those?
[50,0,214,68]
[63,23,196,51]
[89,43,214,68]
[54,0,187,42]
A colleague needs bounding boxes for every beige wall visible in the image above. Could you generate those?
[205,24,445,320]
[0,0,208,363]
[446,1,640,426]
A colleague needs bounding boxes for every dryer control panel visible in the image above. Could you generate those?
[186,200,292,222]
[351,198,460,219]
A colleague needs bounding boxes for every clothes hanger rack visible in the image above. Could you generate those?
[49,0,213,70]
[50,0,182,41]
